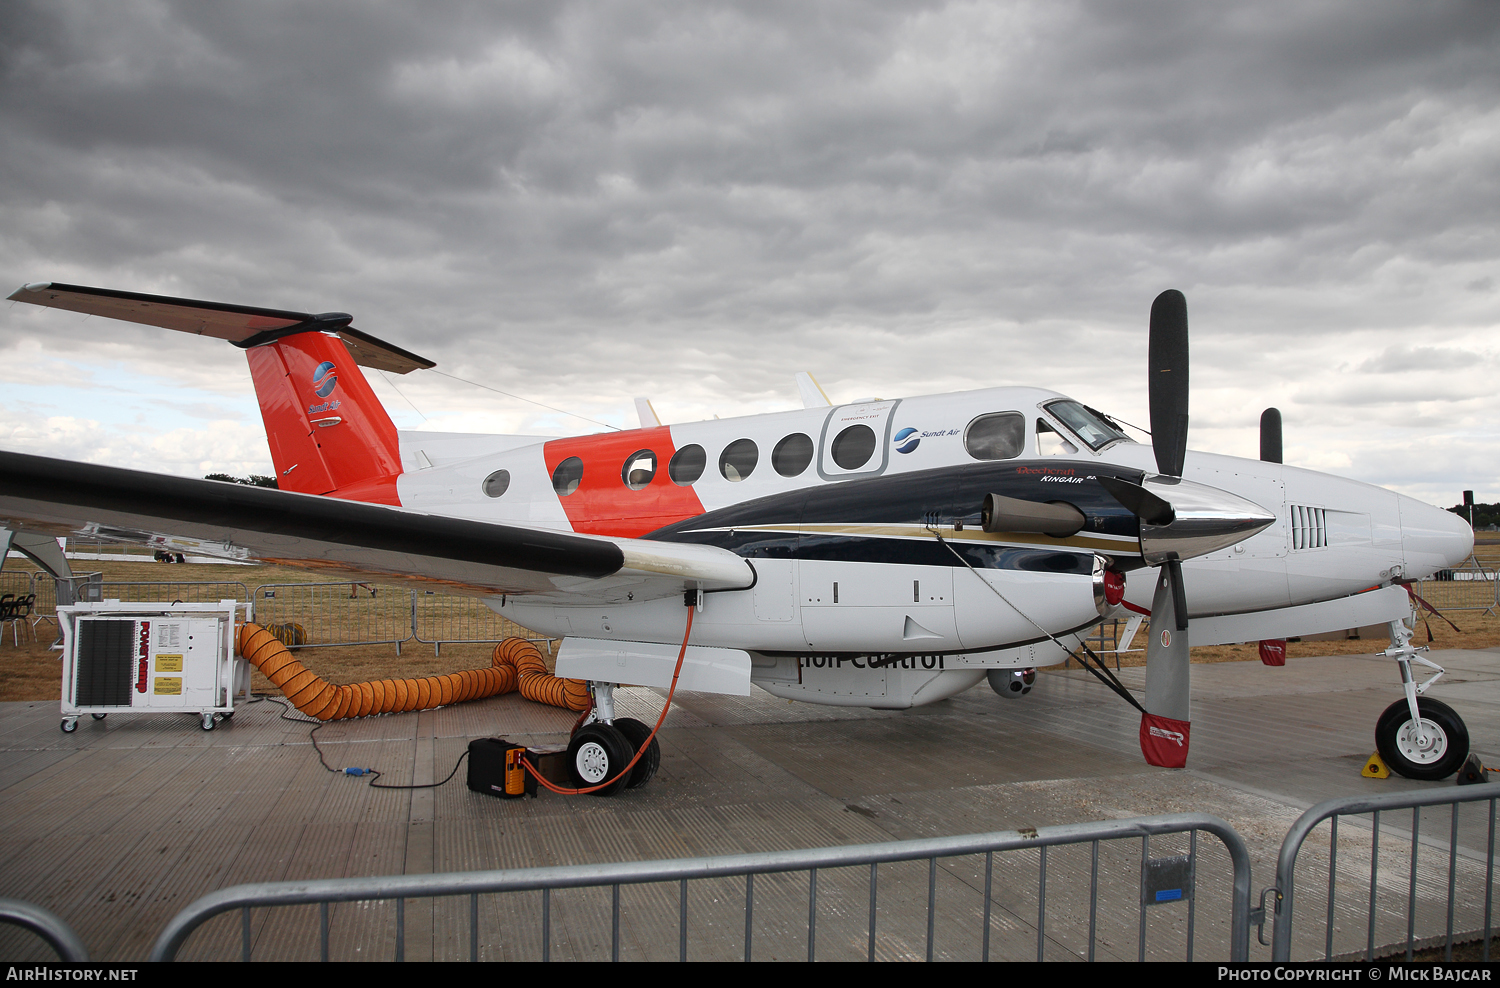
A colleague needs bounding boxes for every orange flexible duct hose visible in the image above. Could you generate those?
[237,623,590,720]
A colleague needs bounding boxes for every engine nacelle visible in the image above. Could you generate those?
[988,667,1036,699]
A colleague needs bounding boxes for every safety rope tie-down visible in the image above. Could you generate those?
[523,605,696,796]
[236,623,590,720]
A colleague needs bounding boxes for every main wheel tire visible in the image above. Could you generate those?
[567,724,631,796]
[61,719,76,733]
[1375,698,1469,781]
[91,713,107,721]
[612,717,661,790]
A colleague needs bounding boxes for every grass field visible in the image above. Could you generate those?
[2,537,1495,701]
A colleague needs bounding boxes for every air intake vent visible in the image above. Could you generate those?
[1290,505,1327,550]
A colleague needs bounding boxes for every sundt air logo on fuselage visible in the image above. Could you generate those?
[893,427,959,454]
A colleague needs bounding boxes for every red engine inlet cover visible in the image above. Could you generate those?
[1103,569,1126,606]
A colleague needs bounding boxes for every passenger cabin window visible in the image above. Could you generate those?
[963,412,1025,460]
[668,445,706,485]
[622,449,657,490]
[481,469,511,498]
[830,424,876,470]
[1043,400,1128,451]
[772,433,814,477]
[719,439,758,482]
[1036,419,1077,457]
[551,456,584,496]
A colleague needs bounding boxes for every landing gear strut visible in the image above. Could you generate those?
[1377,620,1470,780]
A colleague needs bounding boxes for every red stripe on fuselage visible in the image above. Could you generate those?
[544,428,705,537]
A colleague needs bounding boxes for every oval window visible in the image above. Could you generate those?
[481,469,511,498]
[622,449,657,490]
[964,412,1025,461]
[668,445,706,485]
[719,439,759,482]
[830,424,876,470]
[551,456,584,496]
[772,433,814,477]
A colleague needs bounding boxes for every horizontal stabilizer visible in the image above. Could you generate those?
[9,282,434,374]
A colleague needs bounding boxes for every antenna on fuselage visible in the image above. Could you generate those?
[796,372,831,408]
[634,398,662,429]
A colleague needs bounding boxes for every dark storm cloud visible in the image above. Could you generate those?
[2,0,1497,497]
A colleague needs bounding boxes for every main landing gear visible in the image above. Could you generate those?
[1376,620,1470,780]
[567,682,662,797]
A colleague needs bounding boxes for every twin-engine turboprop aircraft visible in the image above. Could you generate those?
[0,282,1475,793]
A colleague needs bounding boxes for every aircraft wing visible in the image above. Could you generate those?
[0,452,753,604]
[7,282,433,374]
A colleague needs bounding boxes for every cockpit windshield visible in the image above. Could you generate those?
[1043,400,1131,452]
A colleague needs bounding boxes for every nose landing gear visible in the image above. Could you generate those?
[1376,620,1470,780]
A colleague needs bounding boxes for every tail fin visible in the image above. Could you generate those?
[8,282,433,505]
[246,333,403,502]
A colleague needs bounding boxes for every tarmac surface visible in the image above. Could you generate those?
[1,647,1497,962]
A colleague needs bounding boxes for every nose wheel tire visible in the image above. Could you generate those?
[567,724,632,796]
[1375,698,1468,781]
[612,717,661,790]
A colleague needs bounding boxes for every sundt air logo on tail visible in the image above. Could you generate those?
[313,361,338,397]
[307,361,342,415]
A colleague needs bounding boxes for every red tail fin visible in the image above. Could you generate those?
[245,333,402,504]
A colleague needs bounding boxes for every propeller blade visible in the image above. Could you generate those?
[1139,559,1192,768]
[1096,475,1175,527]
[1259,407,1282,464]
[980,493,1086,538]
[1148,289,1189,478]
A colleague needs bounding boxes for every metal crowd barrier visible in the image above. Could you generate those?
[149,813,1251,962]
[1268,782,1500,961]
[0,898,90,962]
[1415,577,1498,616]
[253,583,411,652]
[94,581,251,605]
[411,589,532,656]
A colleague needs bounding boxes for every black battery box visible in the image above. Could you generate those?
[466,737,536,799]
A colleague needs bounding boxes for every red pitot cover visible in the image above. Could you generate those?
[1258,639,1287,666]
[1140,713,1191,768]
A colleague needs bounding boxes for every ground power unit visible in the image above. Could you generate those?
[58,599,251,733]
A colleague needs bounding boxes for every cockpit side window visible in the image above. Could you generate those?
[1036,418,1077,457]
[1042,400,1129,451]
[963,412,1025,461]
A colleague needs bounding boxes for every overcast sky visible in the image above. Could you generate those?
[2,0,1496,507]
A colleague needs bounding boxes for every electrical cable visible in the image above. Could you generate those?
[264,693,472,789]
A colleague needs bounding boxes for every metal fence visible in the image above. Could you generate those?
[253,583,412,652]
[94,581,251,605]
[1268,782,1500,961]
[0,570,535,653]
[411,590,534,656]
[148,813,1251,962]
[0,898,90,962]
[1414,577,1497,616]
